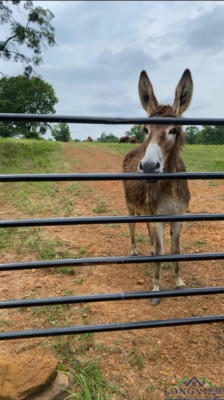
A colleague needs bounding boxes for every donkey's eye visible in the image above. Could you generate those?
[169,128,177,135]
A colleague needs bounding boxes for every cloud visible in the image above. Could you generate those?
[1,1,224,141]
[184,6,224,52]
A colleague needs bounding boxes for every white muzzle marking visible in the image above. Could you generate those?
[140,143,163,173]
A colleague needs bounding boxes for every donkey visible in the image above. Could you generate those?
[119,135,129,143]
[123,69,193,305]
[130,136,137,144]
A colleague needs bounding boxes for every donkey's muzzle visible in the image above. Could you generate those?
[138,160,160,183]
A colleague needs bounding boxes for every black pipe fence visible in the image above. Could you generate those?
[0,113,223,340]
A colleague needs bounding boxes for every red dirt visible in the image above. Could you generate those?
[0,142,224,399]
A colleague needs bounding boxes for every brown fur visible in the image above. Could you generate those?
[87,136,93,142]
[119,135,129,143]
[130,136,137,143]
[122,70,193,304]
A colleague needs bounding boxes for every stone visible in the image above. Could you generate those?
[0,347,58,400]
[137,279,145,285]
[29,373,69,400]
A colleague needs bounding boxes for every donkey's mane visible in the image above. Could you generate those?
[150,105,177,117]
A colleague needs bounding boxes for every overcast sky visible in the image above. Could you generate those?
[1,1,224,140]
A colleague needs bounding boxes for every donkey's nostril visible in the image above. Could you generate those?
[139,161,143,170]
[155,161,160,170]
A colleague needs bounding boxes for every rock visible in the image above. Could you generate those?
[29,373,69,400]
[137,279,145,285]
[0,347,58,400]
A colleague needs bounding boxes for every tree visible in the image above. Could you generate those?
[51,123,71,142]
[185,126,199,144]
[126,125,145,143]
[0,75,58,138]
[0,0,55,76]
[97,132,119,142]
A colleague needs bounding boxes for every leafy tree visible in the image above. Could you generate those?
[97,132,119,143]
[199,126,224,145]
[51,123,71,142]
[0,0,55,76]
[185,125,224,145]
[185,126,199,144]
[0,75,58,138]
[126,125,145,143]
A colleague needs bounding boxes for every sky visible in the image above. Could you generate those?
[1,0,224,140]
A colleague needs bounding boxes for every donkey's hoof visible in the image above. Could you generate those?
[150,297,161,306]
[131,251,138,257]
[175,285,186,290]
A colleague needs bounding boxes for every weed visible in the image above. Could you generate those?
[136,233,148,243]
[61,289,74,297]
[106,223,121,228]
[64,360,107,400]
[55,267,75,275]
[163,263,172,270]
[0,320,13,327]
[77,246,88,258]
[66,183,82,195]
[31,302,70,326]
[52,336,75,362]
[75,277,84,285]
[149,343,160,361]
[73,333,95,354]
[194,240,207,246]
[118,231,129,238]
[129,348,144,369]
[66,183,92,198]
[113,338,122,346]
[108,382,119,394]
[146,385,156,391]
[93,197,107,213]
[208,182,217,187]
[144,269,153,277]
[95,343,106,352]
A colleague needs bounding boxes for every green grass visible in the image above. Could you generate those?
[63,360,107,400]
[0,138,62,173]
[92,197,107,213]
[0,138,65,217]
[129,347,145,369]
[182,145,224,172]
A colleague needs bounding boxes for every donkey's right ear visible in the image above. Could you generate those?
[173,69,193,115]
[138,70,158,115]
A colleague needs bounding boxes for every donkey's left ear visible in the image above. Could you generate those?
[173,69,193,115]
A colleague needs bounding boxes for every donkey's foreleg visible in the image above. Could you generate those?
[146,223,155,254]
[170,222,185,289]
[127,206,138,256]
[129,222,138,256]
[151,222,164,306]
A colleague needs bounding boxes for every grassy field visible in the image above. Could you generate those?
[88,142,224,172]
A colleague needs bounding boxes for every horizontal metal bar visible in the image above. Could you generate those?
[1,113,224,125]
[1,286,224,309]
[0,172,224,182]
[1,315,224,340]
[0,213,224,228]
[0,252,224,271]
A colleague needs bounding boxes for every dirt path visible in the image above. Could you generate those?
[0,142,224,399]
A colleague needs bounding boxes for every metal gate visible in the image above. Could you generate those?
[0,113,224,340]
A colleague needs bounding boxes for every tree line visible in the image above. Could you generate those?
[185,126,224,145]
[97,126,224,144]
